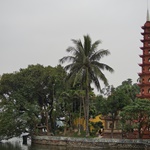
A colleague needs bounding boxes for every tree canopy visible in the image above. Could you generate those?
[0,64,67,138]
[120,99,150,139]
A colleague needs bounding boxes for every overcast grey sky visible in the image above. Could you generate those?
[0,0,148,90]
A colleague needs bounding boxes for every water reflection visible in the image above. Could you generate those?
[29,144,88,150]
[0,142,29,150]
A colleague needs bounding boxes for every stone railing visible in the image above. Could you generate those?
[32,136,150,149]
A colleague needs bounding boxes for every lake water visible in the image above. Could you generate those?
[0,137,144,150]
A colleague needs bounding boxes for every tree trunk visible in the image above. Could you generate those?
[111,119,115,138]
[85,88,89,137]
[138,124,142,139]
[78,98,82,135]
[46,112,49,134]
[82,96,86,126]
[63,125,67,135]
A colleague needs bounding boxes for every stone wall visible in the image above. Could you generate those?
[32,136,150,149]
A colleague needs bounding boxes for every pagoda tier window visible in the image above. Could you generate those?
[149,67,150,71]
[148,35,150,38]
[148,89,150,93]
[148,42,150,46]
[149,58,150,62]
[149,78,150,82]
[143,78,145,83]
[149,50,150,53]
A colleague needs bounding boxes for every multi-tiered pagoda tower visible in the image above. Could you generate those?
[137,10,150,99]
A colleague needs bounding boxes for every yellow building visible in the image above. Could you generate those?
[74,115,105,132]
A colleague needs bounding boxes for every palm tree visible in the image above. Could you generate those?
[59,34,114,136]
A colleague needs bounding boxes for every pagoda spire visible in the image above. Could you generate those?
[147,0,150,21]
[147,9,150,21]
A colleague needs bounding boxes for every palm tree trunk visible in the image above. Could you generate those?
[84,69,90,137]
[85,88,90,137]
[83,97,86,125]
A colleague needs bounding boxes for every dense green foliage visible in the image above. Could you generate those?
[94,79,140,138]
[0,65,148,139]
[0,64,66,138]
[120,99,150,138]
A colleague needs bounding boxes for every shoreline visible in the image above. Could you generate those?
[32,135,150,149]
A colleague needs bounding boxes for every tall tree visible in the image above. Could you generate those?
[106,90,130,138]
[98,79,138,138]
[96,89,130,138]
[0,72,40,138]
[0,64,67,138]
[59,35,114,136]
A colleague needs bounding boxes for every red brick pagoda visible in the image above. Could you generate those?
[137,10,150,99]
